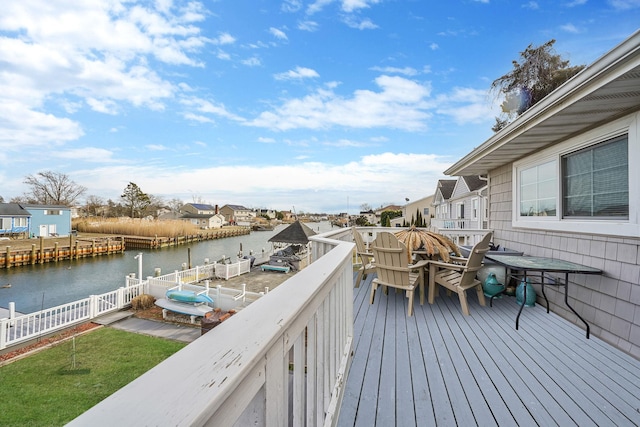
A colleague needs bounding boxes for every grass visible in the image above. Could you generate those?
[0,327,185,426]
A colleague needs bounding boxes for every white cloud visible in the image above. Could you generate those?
[369,66,418,76]
[241,56,262,67]
[214,32,236,45]
[343,16,378,30]
[523,1,539,9]
[608,0,640,9]
[282,0,303,12]
[341,0,382,12]
[0,0,208,149]
[560,23,582,33]
[181,97,246,122]
[70,152,453,213]
[55,147,116,161]
[274,66,320,80]
[269,27,288,40]
[248,75,434,131]
[145,144,169,151]
[298,20,319,32]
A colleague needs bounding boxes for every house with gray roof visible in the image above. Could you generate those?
[0,203,31,238]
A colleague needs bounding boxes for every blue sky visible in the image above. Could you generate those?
[1,1,639,214]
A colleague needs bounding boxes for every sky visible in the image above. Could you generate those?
[1,1,639,214]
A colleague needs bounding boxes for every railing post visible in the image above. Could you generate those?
[89,295,97,319]
[0,318,7,349]
[117,287,125,309]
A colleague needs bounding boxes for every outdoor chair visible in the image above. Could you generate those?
[352,227,375,288]
[370,232,429,316]
[428,231,493,316]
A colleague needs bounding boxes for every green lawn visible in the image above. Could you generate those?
[0,327,185,426]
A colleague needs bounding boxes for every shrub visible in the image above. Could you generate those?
[131,294,155,310]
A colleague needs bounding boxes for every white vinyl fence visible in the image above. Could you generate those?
[0,283,145,350]
[0,262,225,351]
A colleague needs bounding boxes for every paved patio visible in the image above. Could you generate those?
[338,274,640,426]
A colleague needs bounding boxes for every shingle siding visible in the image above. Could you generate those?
[488,162,640,359]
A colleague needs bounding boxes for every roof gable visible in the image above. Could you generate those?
[0,203,31,216]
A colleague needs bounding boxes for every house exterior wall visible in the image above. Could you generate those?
[24,205,72,237]
[488,152,640,359]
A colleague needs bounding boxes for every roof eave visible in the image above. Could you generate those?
[445,29,640,177]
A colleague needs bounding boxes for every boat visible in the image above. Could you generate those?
[166,289,214,305]
[155,298,213,320]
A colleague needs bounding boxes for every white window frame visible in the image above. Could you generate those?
[471,198,479,220]
[512,113,639,237]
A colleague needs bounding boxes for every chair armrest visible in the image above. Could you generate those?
[409,259,429,270]
[429,260,465,271]
[448,256,469,263]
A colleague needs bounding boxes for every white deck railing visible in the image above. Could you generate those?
[1,262,221,350]
[0,283,146,350]
[68,229,355,427]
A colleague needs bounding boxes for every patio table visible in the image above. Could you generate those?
[485,255,602,338]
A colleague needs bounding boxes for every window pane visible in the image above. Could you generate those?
[519,160,557,217]
[562,135,628,219]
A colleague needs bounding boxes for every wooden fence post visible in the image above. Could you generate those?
[5,246,10,269]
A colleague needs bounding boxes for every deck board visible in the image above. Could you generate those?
[338,277,640,426]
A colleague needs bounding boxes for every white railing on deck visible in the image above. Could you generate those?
[68,229,355,427]
[214,258,251,280]
[1,263,218,351]
[0,283,145,350]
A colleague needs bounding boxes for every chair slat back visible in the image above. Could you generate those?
[352,227,368,253]
[371,232,410,286]
[458,232,493,287]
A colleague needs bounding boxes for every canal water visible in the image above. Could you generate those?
[0,222,334,314]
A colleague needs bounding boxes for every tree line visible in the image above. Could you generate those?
[1,171,181,219]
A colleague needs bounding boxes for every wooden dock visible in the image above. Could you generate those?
[1,236,125,268]
[0,227,250,268]
[339,274,640,426]
[122,227,250,249]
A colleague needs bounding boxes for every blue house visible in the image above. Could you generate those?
[22,204,72,237]
[0,203,31,238]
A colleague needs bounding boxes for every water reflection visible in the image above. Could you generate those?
[0,222,334,313]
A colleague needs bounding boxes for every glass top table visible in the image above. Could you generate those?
[485,255,602,338]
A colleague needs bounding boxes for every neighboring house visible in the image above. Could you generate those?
[444,30,640,357]
[180,203,217,216]
[179,212,225,229]
[0,203,31,238]
[23,204,72,237]
[431,176,488,232]
[390,197,434,227]
[255,208,277,219]
[220,204,254,225]
[358,209,376,225]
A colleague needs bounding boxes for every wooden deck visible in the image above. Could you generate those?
[338,274,640,426]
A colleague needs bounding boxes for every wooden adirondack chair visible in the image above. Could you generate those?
[428,232,493,316]
[353,227,375,288]
[370,232,429,316]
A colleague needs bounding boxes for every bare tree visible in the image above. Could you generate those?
[84,195,105,217]
[491,39,584,131]
[167,198,184,213]
[23,171,87,206]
